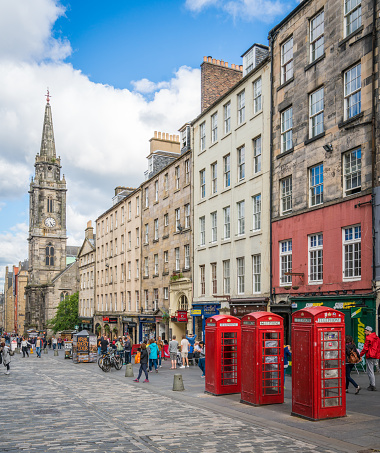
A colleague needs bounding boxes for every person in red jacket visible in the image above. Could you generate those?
[359,326,379,391]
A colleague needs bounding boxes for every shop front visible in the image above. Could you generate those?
[290,294,376,351]
[229,298,269,318]
[171,310,189,340]
[138,316,156,342]
[270,302,292,344]
[191,303,220,341]
[122,317,138,344]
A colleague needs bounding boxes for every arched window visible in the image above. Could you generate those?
[47,196,53,213]
[60,291,69,302]
[45,244,54,266]
[178,295,188,311]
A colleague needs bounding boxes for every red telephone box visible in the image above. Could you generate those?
[292,306,346,420]
[241,312,284,406]
[205,314,241,395]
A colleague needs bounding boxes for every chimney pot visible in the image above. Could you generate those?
[225,62,228,67]
[203,56,207,62]
[221,60,224,66]
[170,134,173,140]
[216,59,220,65]
[158,132,161,139]
[212,58,216,64]
[208,56,212,62]
[239,65,243,71]
[231,64,235,69]
[154,131,157,138]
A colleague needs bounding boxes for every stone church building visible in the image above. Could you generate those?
[25,95,79,332]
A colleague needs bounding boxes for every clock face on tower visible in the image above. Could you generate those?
[45,217,56,228]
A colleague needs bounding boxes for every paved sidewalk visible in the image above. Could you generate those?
[0,351,378,453]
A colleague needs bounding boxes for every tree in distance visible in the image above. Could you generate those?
[48,292,79,333]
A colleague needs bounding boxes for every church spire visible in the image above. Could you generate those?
[39,89,56,159]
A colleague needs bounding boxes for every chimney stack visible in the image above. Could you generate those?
[85,221,94,240]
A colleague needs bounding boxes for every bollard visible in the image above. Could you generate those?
[44,348,48,354]
[125,363,134,377]
[173,374,185,391]
[54,349,59,356]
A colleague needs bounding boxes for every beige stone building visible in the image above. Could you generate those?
[192,48,271,339]
[94,186,138,341]
[140,131,192,341]
[78,221,96,331]
[3,267,14,333]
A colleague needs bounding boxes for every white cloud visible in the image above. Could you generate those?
[0,0,71,62]
[0,0,201,289]
[185,0,289,21]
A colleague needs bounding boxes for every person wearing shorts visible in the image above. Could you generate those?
[180,335,190,368]
[169,335,179,369]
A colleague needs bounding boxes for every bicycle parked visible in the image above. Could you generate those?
[98,348,123,372]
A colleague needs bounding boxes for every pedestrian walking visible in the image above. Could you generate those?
[133,343,149,383]
[157,336,164,367]
[359,326,380,391]
[35,336,43,358]
[116,338,124,362]
[1,339,11,375]
[100,335,108,354]
[52,336,57,350]
[198,341,205,378]
[169,335,179,369]
[21,337,31,358]
[345,335,361,394]
[57,338,63,349]
[180,335,190,368]
[148,339,159,372]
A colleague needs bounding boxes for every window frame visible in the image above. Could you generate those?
[253,136,262,174]
[200,122,206,151]
[224,154,230,188]
[224,102,231,134]
[309,87,324,138]
[200,169,206,199]
[253,254,261,294]
[211,211,217,243]
[211,162,217,194]
[343,148,362,196]
[281,176,292,215]
[223,260,230,294]
[281,107,293,153]
[280,239,292,286]
[344,0,362,37]
[253,77,262,114]
[237,257,245,294]
[253,194,261,231]
[237,90,245,125]
[200,216,205,246]
[237,200,245,235]
[343,225,361,280]
[308,233,323,284]
[281,37,293,84]
[344,63,361,120]
[309,163,324,207]
[237,145,245,181]
[211,112,218,143]
[223,206,230,240]
[310,10,324,63]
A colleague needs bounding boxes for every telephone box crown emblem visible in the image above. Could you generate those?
[227,318,231,322]
[268,316,272,320]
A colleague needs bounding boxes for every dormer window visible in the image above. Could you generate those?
[148,156,154,174]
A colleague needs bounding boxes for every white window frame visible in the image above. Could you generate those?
[175,208,181,232]
[184,244,190,269]
[211,162,217,194]
[136,196,139,216]
[164,173,169,192]
[309,233,323,284]
[211,263,217,295]
[224,102,231,134]
[344,63,361,120]
[237,90,245,125]
[144,257,149,277]
[309,87,324,138]
[281,107,293,153]
[211,112,218,143]
[128,231,131,249]
[136,227,139,247]
[185,203,190,228]
[281,176,292,214]
[310,10,324,63]
[344,0,361,37]
[223,260,230,294]
[200,265,205,295]
[164,287,169,300]
[224,154,230,188]
[211,211,217,243]
[175,247,180,271]
[144,224,149,244]
[253,136,261,174]
[280,240,292,286]
[253,77,262,114]
[253,254,261,294]
[164,213,169,227]
[175,166,180,190]
[154,254,159,275]
[237,257,245,294]
[200,169,206,199]
[238,146,245,181]
[154,218,159,240]
[185,159,190,184]
[343,225,361,280]
[223,206,230,240]
[253,194,261,231]
[200,122,206,151]
[344,148,361,196]
[200,216,205,246]
[281,37,293,84]
[237,200,245,235]
[128,261,131,280]
[155,180,159,201]
[309,163,323,207]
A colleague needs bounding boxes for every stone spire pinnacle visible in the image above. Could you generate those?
[39,90,56,159]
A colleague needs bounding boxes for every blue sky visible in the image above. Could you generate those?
[0,0,297,288]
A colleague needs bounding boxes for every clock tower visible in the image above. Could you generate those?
[25,93,74,331]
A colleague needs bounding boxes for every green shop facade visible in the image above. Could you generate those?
[290,294,377,350]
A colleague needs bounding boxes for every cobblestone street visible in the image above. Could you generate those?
[0,352,378,453]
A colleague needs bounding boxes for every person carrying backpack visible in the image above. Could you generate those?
[359,326,380,391]
[345,336,361,394]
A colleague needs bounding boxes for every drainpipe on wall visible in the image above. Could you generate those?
[371,0,377,287]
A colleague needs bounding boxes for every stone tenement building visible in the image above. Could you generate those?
[140,131,192,342]
[78,221,96,332]
[192,46,271,340]
[268,0,378,343]
[25,96,79,332]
